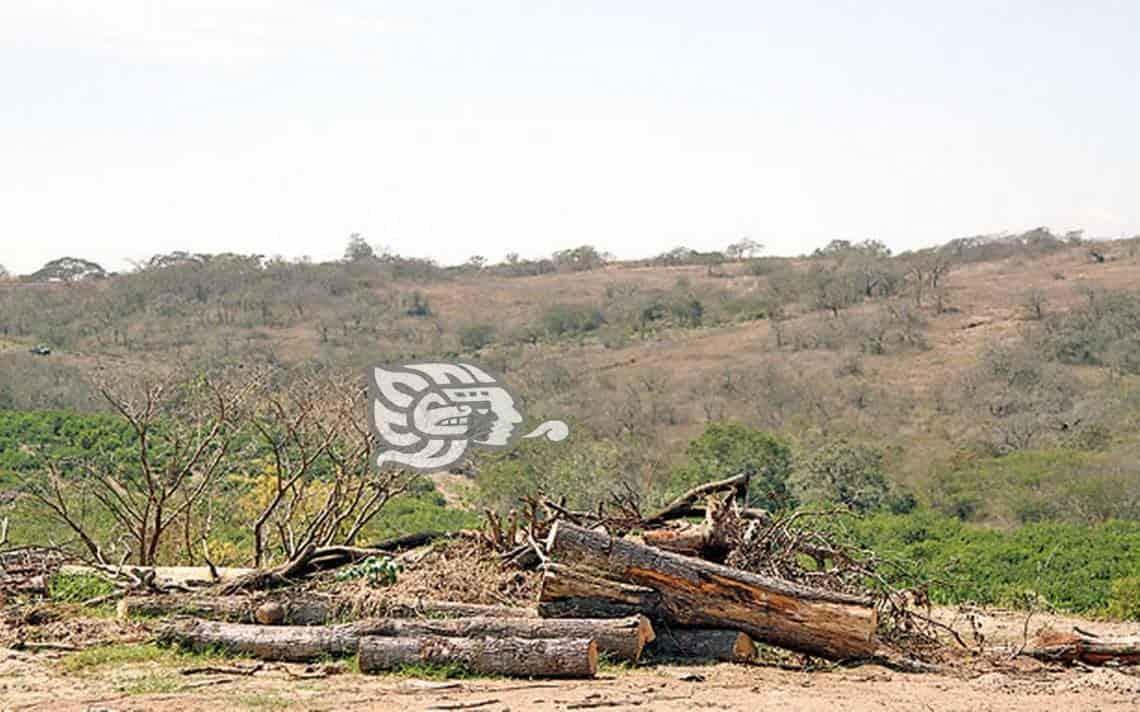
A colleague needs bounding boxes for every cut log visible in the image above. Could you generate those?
[642,494,735,562]
[120,593,535,625]
[118,593,337,625]
[539,564,660,619]
[651,628,758,663]
[546,520,878,660]
[60,564,255,588]
[160,618,360,661]
[358,635,597,678]
[160,614,653,662]
[377,599,537,620]
[1021,628,1140,666]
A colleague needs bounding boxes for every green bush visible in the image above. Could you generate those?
[476,437,630,513]
[539,303,605,338]
[669,422,793,511]
[49,572,116,603]
[364,486,480,541]
[458,323,496,351]
[0,410,136,473]
[844,511,1140,614]
[334,555,401,586]
[792,438,890,513]
[927,448,1140,524]
[1106,576,1140,620]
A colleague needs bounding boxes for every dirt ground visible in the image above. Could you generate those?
[2,607,1138,711]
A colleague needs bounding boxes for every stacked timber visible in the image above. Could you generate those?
[541,520,880,661]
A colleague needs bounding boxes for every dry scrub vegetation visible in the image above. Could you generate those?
[3,229,1140,617]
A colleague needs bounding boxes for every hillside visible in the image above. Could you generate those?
[4,232,1140,517]
[3,232,1140,685]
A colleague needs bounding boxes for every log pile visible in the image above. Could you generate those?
[159,614,651,675]
[144,472,887,677]
[15,464,1139,680]
[541,520,879,660]
[161,614,652,663]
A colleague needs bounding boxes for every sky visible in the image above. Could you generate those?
[2,1,1138,275]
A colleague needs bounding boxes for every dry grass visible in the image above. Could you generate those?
[339,538,539,611]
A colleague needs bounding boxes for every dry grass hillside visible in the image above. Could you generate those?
[3,233,1140,524]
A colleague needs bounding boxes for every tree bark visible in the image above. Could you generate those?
[539,563,661,619]
[377,599,537,620]
[546,520,878,660]
[358,635,597,678]
[1021,629,1140,666]
[160,614,653,662]
[120,593,533,625]
[161,617,359,661]
[642,473,750,526]
[118,593,337,625]
[642,495,735,561]
[650,628,758,663]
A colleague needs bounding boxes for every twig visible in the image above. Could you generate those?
[180,663,264,676]
[13,641,82,652]
[425,701,501,711]
[81,589,127,608]
[182,678,236,689]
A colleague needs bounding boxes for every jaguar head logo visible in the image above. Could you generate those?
[368,362,566,472]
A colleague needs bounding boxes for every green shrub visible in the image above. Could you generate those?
[669,422,793,510]
[364,486,480,541]
[458,323,496,351]
[476,438,629,513]
[48,572,116,603]
[844,511,1140,614]
[1106,576,1140,620]
[792,438,890,513]
[334,556,401,586]
[539,303,605,338]
[927,448,1140,524]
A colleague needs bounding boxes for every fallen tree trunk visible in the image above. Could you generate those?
[1021,629,1140,666]
[160,618,359,661]
[546,520,878,660]
[120,592,533,625]
[650,628,758,663]
[376,599,537,620]
[118,593,335,625]
[358,635,597,678]
[60,564,254,588]
[642,495,735,562]
[161,614,653,662]
[642,473,750,526]
[539,564,661,619]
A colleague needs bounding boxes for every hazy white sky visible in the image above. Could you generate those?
[2,1,1137,274]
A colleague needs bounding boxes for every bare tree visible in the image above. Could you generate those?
[247,373,413,566]
[20,371,260,565]
[1024,289,1047,320]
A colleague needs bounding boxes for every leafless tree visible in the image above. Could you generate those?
[20,371,260,565]
[248,373,413,565]
[1024,288,1047,320]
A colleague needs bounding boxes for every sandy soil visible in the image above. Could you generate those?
[2,607,1137,711]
